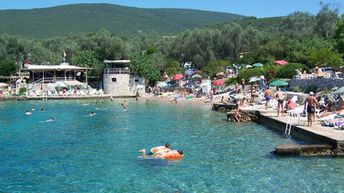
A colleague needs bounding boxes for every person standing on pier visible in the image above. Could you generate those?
[264,87,272,110]
[275,88,285,117]
[304,92,319,127]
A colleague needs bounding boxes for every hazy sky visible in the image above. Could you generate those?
[0,0,343,18]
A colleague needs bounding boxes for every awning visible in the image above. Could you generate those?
[26,63,92,71]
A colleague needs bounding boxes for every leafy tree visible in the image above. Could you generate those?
[71,50,103,76]
[0,59,16,76]
[315,2,339,39]
[280,12,316,40]
[275,63,308,78]
[164,59,183,77]
[308,48,343,67]
[202,60,229,77]
[334,14,344,53]
[236,68,265,83]
[129,54,161,85]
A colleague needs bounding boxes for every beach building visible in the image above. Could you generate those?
[19,62,94,96]
[103,60,145,97]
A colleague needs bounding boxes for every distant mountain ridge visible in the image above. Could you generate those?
[0,3,245,38]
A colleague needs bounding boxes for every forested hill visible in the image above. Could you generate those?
[0,3,245,38]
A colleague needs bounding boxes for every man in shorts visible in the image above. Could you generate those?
[304,92,319,127]
[275,88,285,117]
[264,87,272,110]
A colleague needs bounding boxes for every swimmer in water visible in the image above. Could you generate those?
[46,117,56,122]
[89,112,96,116]
[139,143,171,157]
[31,106,35,111]
[25,110,32,116]
[121,99,128,111]
[40,108,44,112]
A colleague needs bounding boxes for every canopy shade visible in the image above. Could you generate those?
[54,81,68,88]
[212,79,225,86]
[253,63,264,67]
[172,74,184,81]
[26,63,92,71]
[191,74,202,79]
[0,83,8,87]
[333,87,344,94]
[269,80,288,87]
[249,76,260,83]
[157,82,168,88]
[274,60,288,65]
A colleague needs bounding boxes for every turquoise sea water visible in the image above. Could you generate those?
[0,99,344,193]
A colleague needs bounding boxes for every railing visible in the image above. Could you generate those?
[26,77,78,92]
[104,68,130,75]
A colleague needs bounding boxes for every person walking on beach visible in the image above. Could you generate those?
[241,79,246,94]
[135,90,139,101]
[264,87,272,110]
[250,85,256,103]
[275,88,285,117]
[304,92,319,127]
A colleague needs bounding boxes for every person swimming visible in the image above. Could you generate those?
[89,112,96,116]
[31,106,35,111]
[39,108,44,112]
[140,143,171,156]
[25,110,32,116]
[139,144,183,160]
[46,117,56,122]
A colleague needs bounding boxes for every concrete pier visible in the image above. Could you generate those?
[222,104,344,156]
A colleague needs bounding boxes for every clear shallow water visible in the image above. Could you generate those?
[0,99,344,193]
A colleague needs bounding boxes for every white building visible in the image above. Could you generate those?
[103,60,145,97]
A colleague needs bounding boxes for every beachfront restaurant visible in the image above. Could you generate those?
[22,63,94,96]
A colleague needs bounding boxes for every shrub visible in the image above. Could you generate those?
[304,84,318,94]
[19,87,26,96]
[275,63,309,78]
[225,78,237,85]
[292,86,303,92]
[236,68,265,82]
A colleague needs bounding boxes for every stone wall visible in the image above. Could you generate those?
[289,78,344,91]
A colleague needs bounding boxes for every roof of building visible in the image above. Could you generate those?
[104,60,130,64]
[25,63,92,71]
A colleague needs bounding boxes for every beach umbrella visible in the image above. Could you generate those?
[0,83,8,88]
[191,74,202,79]
[253,63,264,67]
[157,82,168,87]
[269,80,288,87]
[249,76,260,83]
[172,74,183,81]
[333,86,344,94]
[274,60,288,65]
[54,81,68,88]
[212,79,225,86]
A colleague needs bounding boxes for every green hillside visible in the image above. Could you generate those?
[0,3,245,38]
